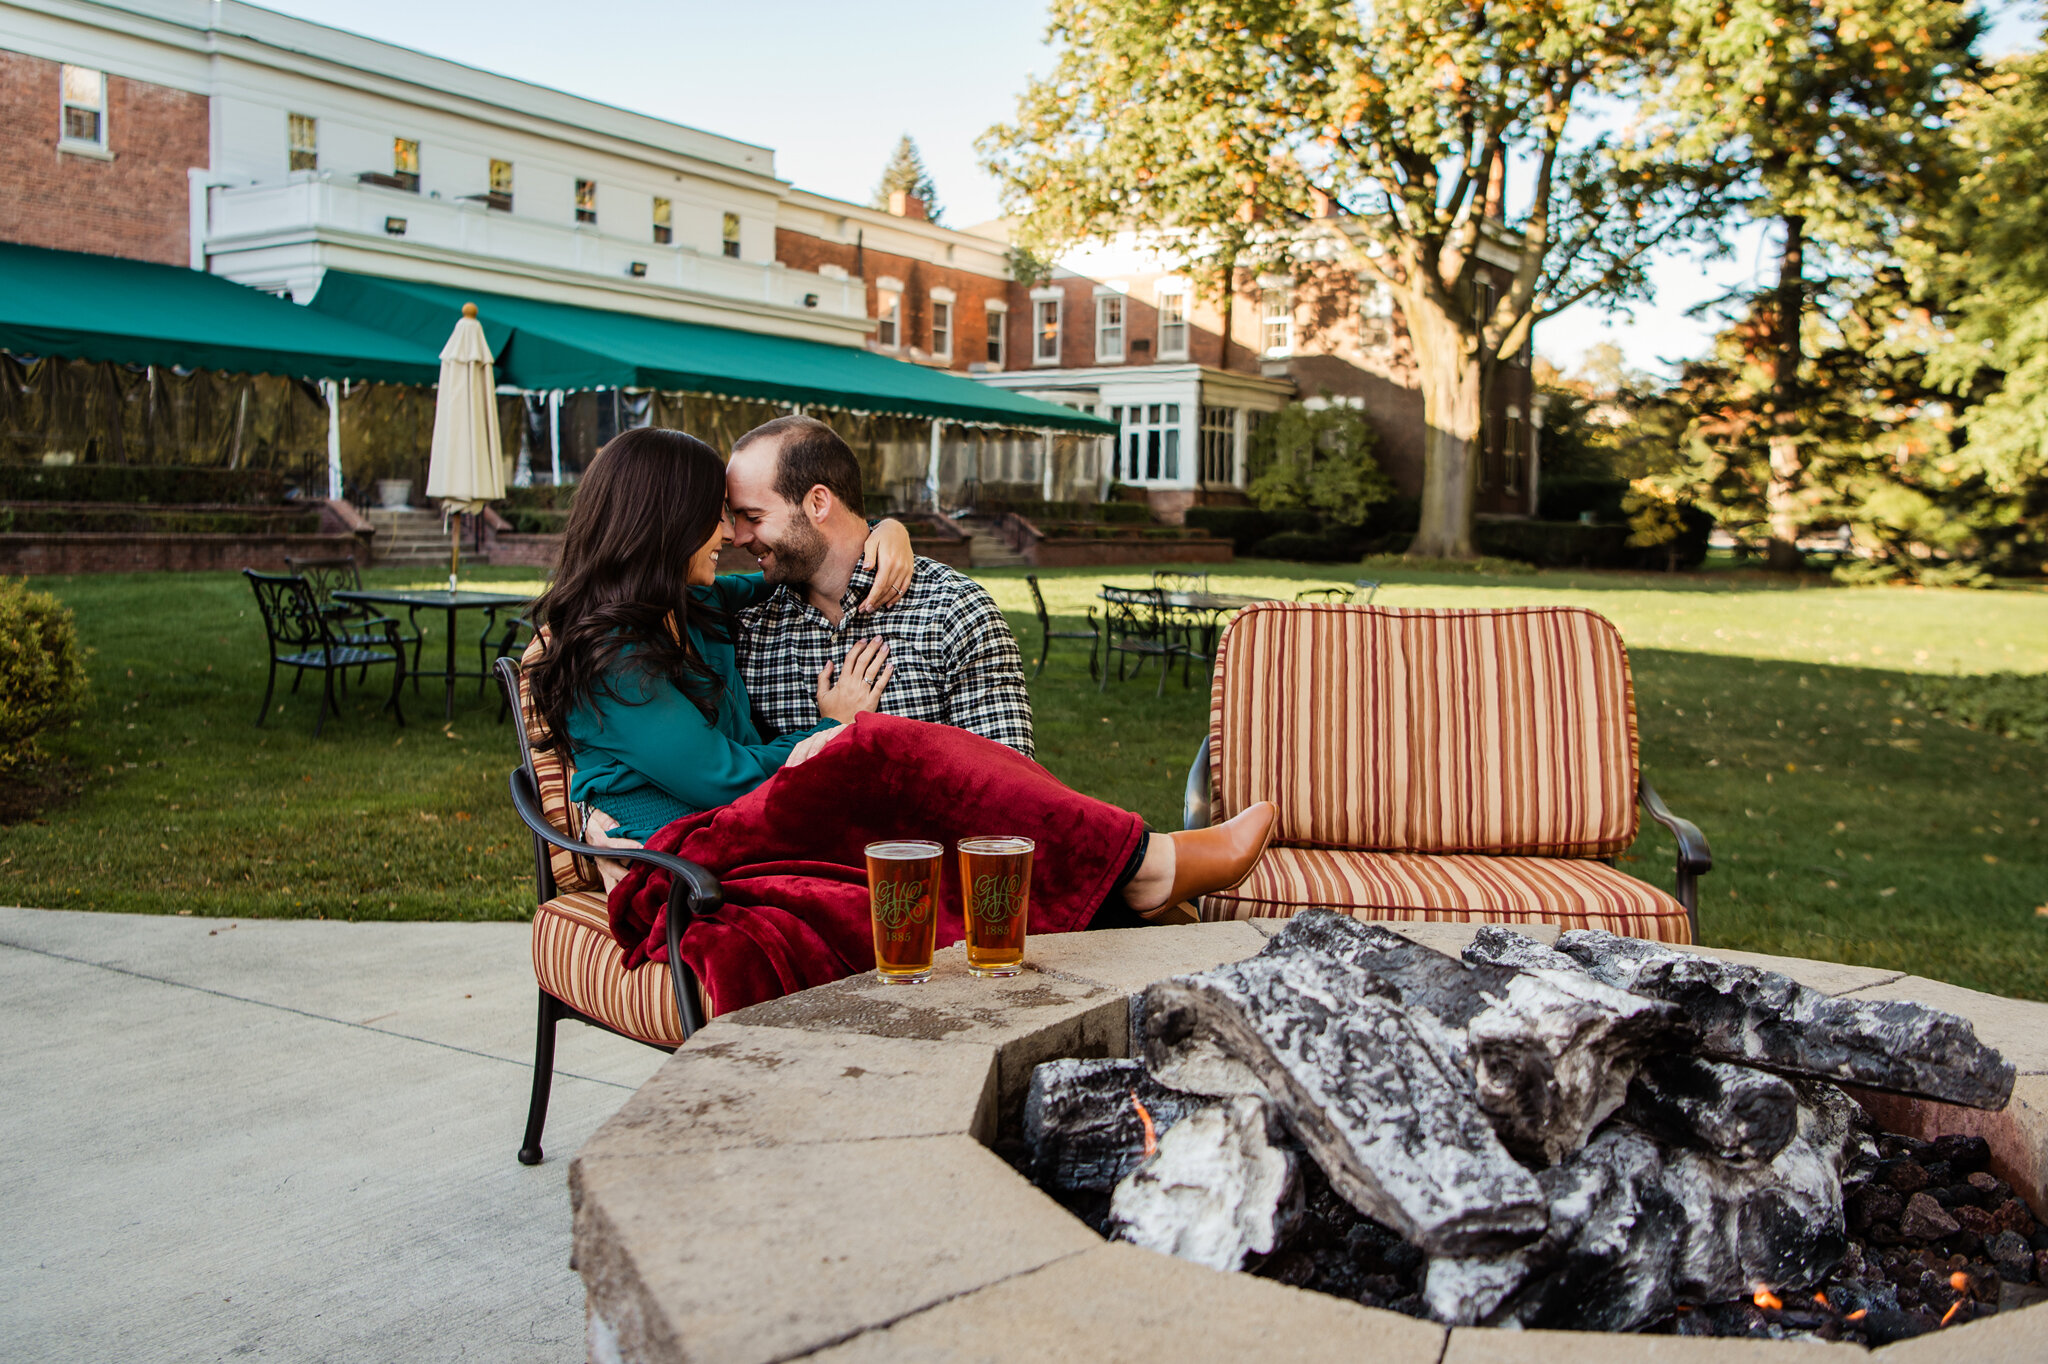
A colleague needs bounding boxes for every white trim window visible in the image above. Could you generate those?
[722,212,741,259]
[1200,406,1239,486]
[575,178,597,224]
[875,279,903,349]
[1114,402,1182,483]
[929,287,956,361]
[652,196,673,244]
[1156,285,1189,359]
[984,301,1007,366]
[393,138,421,193]
[1260,287,1294,356]
[1032,292,1062,365]
[1094,293,1125,363]
[288,113,317,172]
[60,65,107,152]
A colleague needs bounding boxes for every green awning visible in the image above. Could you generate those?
[0,242,443,385]
[308,271,1115,434]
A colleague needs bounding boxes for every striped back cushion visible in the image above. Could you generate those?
[517,632,598,895]
[1209,604,1640,857]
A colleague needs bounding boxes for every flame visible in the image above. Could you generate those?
[1845,1309,1868,1322]
[1949,1270,1971,1293]
[1812,1292,1829,1309]
[1940,1299,1964,1327]
[1129,1089,1158,1158]
[1752,1288,1782,1312]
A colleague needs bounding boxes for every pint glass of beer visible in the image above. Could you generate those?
[958,836,1034,978]
[866,840,943,984]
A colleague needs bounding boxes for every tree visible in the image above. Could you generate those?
[872,134,943,222]
[1245,401,1395,526]
[980,0,1733,557]
[1637,0,1977,569]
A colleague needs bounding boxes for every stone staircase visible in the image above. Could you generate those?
[955,516,1027,569]
[366,508,453,566]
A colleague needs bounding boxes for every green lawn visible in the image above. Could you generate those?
[6,560,2045,1000]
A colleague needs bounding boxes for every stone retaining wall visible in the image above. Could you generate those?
[569,922,2048,1364]
[0,530,364,574]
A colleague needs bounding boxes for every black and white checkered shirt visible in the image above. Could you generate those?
[735,558,1035,757]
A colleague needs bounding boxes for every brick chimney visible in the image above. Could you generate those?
[888,191,928,221]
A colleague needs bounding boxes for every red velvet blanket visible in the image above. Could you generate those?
[607,712,1146,1016]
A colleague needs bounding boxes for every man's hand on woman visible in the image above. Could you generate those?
[816,635,893,724]
[857,518,916,612]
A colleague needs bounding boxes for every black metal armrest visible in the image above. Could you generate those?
[507,767,718,1036]
[1639,777,1711,941]
[1184,737,1211,830]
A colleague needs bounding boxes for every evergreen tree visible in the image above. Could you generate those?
[872,134,942,223]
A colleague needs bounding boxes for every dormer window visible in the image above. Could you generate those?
[653,197,673,244]
[576,179,597,225]
[288,113,318,172]
[392,138,420,193]
[59,66,107,151]
[722,212,741,258]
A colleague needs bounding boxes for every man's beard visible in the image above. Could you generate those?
[758,516,827,587]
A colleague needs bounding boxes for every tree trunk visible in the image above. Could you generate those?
[1764,215,1806,573]
[1407,303,1485,559]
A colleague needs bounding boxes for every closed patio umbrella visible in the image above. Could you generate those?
[425,302,505,590]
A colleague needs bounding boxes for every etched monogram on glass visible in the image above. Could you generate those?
[959,836,1034,978]
[865,840,943,984]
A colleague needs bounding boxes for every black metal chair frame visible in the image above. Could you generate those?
[244,569,407,738]
[284,553,425,689]
[1294,580,1383,606]
[1025,574,1099,680]
[494,657,720,1166]
[484,613,538,720]
[1099,586,1192,697]
[1152,570,1212,594]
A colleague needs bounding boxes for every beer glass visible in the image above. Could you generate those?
[866,840,942,984]
[959,836,1034,978]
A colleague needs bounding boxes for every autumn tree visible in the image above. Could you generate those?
[1637,0,1978,569]
[872,134,943,222]
[981,0,1731,557]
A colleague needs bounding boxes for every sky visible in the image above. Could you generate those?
[261,0,2043,381]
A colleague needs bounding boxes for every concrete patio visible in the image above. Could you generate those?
[0,906,664,1362]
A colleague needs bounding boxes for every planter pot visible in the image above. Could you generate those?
[375,479,413,509]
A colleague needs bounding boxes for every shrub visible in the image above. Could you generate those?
[1908,672,2048,743]
[1183,506,1318,552]
[1474,518,1633,567]
[1536,475,1629,524]
[1246,402,1395,527]
[1361,552,1538,576]
[0,465,288,505]
[1253,529,1363,562]
[0,507,321,535]
[0,579,89,774]
[503,508,569,534]
[500,484,576,512]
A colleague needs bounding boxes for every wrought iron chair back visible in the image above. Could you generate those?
[284,554,364,606]
[246,569,330,655]
[1153,570,1211,594]
[1025,574,1100,679]
[242,569,406,737]
[284,552,425,687]
[1098,585,1191,696]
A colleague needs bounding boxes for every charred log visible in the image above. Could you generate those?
[1107,1095,1301,1272]
[1140,941,1547,1256]
[1022,1058,1213,1194]
[1624,1054,1800,1164]
[1262,912,1684,1165]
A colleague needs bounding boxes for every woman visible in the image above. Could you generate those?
[527,428,1275,1015]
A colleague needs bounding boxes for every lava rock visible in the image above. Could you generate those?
[1861,1308,1934,1344]
[1900,1192,1961,1241]
[1988,1229,2036,1283]
[1929,1134,1992,1174]
[1542,929,2016,1109]
[1997,1197,2039,1236]
[1956,1204,1998,1236]
[1849,1186,1904,1230]
[1881,1158,1933,1193]
[1622,1053,1800,1163]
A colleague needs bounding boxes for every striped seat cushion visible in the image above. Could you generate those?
[1202,846,1692,944]
[1210,604,1640,857]
[531,891,686,1046]
[516,633,598,895]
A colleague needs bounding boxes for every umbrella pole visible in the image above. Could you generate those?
[449,512,461,593]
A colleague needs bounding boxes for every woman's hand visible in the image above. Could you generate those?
[784,722,853,769]
[582,808,644,895]
[816,635,893,724]
[857,518,915,612]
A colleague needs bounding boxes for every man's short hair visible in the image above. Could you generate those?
[734,415,865,517]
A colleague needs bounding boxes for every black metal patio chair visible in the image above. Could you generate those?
[483,613,538,720]
[244,569,406,738]
[1152,569,1211,594]
[1099,585,1192,697]
[1025,575,1099,679]
[285,553,424,688]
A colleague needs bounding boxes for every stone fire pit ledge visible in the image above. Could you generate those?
[571,922,2048,1364]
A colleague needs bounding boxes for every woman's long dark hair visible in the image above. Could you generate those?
[527,427,730,751]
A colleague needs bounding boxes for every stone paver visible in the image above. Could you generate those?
[574,1136,1099,1364]
[579,1021,997,1159]
[1022,920,1266,991]
[1872,1301,2048,1362]
[804,1241,1447,1363]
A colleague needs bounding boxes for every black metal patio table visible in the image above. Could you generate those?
[333,588,533,721]
[1098,588,1280,672]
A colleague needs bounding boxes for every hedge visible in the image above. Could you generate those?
[1252,529,1364,562]
[979,498,1151,524]
[1182,506,1320,552]
[0,465,288,505]
[0,507,322,535]
[1474,518,1634,567]
[1536,475,1629,524]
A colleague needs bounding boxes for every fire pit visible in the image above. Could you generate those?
[570,921,2048,1363]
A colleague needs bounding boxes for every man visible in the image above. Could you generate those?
[725,414,1034,756]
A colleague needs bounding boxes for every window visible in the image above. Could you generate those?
[288,113,317,172]
[1504,407,1524,493]
[1034,297,1062,364]
[1359,278,1394,347]
[1201,407,1237,485]
[1157,289,1188,358]
[60,66,106,149]
[931,299,952,360]
[1095,295,1125,362]
[1117,402,1183,483]
[392,138,420,193]
[876,291,901,348]
[652,197,673,244]
[1164,404,1180,480]
[487,159,513,210]
[575,179,597,225]
[985,303,1007,366]
[721,212,741,258]
[1260,288,1293,355]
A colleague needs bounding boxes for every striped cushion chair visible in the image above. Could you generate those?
[1183,603,1709,943]
[497,634,720,1166]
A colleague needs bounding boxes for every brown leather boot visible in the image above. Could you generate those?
[1140,801,1277,921]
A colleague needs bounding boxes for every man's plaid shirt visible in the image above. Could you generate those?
[735,558,1035,757]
